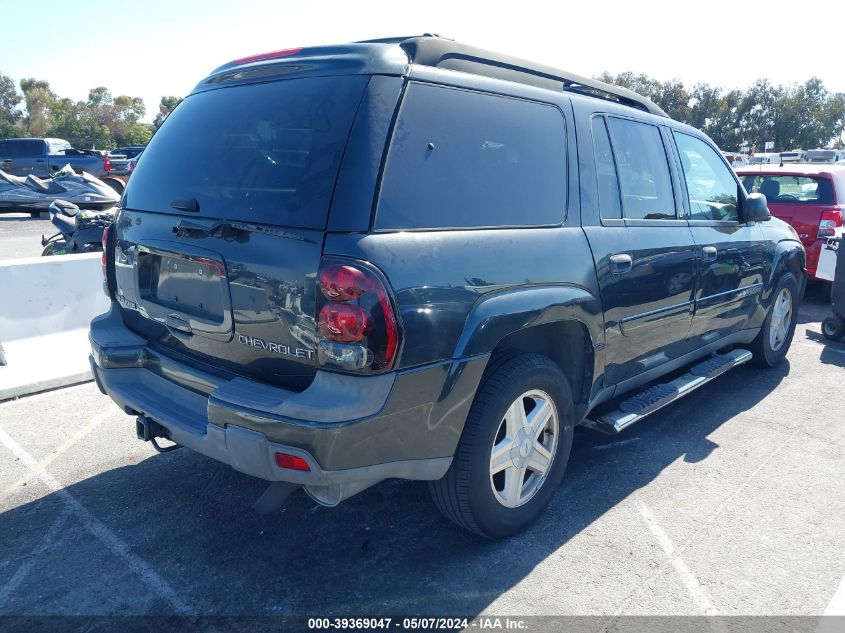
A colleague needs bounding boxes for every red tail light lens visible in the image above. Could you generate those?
[102,155,110,173]
[318,303,369,342]
[818,208,843,238]
[315,258,400,372]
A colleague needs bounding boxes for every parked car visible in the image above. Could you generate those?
[749,152,782,165]
[722,151,749,168]
[779,150,806,163]
[0,138,111,178]
[108,146,145,176]
[90,36,805,538]
[737,164,844,281]
[805,149,845,164]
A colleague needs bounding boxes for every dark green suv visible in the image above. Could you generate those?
[90,36,805,538]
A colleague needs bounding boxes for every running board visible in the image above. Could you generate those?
[582,349,753,434]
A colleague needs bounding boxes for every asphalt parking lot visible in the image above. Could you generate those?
[0,214,54,260]
[0,292,843,624]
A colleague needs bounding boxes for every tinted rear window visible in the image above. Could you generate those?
[740,175,834,205]
[375,83,567,230]
[122,76,368,228]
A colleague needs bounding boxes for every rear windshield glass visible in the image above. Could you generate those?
[122,76,367,228]
[740,175,834,205]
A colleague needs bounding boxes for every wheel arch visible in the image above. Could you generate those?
[453,285,604,421]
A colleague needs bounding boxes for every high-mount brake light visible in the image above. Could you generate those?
[233,47,303,65]
[315,258,400,372]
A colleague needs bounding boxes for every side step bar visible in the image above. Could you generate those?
[582,349,753,434]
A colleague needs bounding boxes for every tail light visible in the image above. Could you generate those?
[102,155,110,173]
[101,225,112,297]
[315,258,400,372]
[129,160,135,173]
[818,207,843,239]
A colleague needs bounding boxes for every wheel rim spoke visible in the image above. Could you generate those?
[527,442,552,474]
[490,440,514,476]
[505,400,527,436]
[503,466,526,505]
[527,399,552,438]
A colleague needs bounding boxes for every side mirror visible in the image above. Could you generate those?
[745,192,771,222]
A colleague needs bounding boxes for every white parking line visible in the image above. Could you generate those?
[0,408,116,501]
[637,502,719,615]
[824,571,845,615]
[0,509,70,610]
[0,426,192,615]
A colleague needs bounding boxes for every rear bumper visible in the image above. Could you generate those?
[805,240,822,280]
[89,305,487,492]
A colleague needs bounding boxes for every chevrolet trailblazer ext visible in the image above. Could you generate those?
[90,36,805,538]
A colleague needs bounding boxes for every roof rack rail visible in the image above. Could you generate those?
[398,36,668,118]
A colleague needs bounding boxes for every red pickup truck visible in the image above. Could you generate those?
[737,164,845,281]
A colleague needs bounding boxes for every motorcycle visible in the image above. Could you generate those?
[0,164,120,214]
[41,199,115,256]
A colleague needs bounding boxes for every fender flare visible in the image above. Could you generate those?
[452,284,604,359]
[768,239,806,296]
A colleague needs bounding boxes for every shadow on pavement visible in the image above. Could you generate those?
[0,360,790,616]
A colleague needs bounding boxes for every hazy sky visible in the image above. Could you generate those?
[2,0,844,122]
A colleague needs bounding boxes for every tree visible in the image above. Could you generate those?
[0,72,21,137]
[153,96,182,130]
[20,78,55,137]
[599,72,845,152]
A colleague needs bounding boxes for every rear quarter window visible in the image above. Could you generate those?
[375,83,567,230]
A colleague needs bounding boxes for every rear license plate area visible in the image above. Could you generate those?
[137,251,225,322]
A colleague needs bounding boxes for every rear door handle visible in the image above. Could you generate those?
[609,253,633,274]
[702,245,718,262]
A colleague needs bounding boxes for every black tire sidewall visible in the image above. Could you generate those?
[463,356,574,538]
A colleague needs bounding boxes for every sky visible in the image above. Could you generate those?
[2,0,844,123]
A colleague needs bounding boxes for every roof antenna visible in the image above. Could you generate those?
[779,152,784,167]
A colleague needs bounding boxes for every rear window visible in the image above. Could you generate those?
[375,83,567,230]
[122,76,368,229]
[740,175,834,205]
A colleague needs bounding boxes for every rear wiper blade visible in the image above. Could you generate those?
[171,219,307,242]
[171,198,200,212]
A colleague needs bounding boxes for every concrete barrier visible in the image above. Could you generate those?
[0,253,109,400]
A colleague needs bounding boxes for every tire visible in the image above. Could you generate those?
[822,316,845,341]
[41,242,67,256]
[749,273,800,367]
[429,353,574,539]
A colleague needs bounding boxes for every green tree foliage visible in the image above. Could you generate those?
[599,72,845,152]
[153,96,182,130]
[0,72,21,137]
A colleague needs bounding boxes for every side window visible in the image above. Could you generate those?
[21,140,42,157]
[376,83,567,230]
[0,141,8,156]
[607,117,676,220]
[591,116,622,220]
[673,132,739,222]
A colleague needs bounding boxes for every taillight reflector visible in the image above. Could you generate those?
[275,453,311,471]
